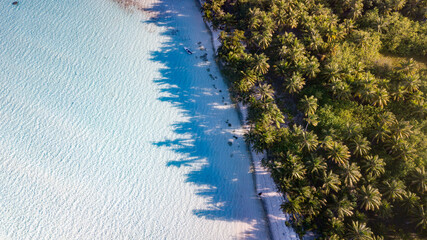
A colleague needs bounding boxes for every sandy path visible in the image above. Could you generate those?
[193,1,300,239]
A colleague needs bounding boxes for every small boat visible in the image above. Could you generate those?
[184,47,193,55]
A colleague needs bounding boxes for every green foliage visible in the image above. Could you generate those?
[360,10,427,57]
[203,0,426,238]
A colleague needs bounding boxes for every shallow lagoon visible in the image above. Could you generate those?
[0,0,268,239]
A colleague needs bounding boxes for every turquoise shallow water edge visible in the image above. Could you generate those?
[0,0,268,239]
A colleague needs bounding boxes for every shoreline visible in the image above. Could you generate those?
[112,0,297,238]
[195,1,299,239]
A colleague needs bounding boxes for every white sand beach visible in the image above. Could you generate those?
[118,0,299,238]
[0,0,270,239]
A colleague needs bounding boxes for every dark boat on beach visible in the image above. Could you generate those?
[184,47,193,54]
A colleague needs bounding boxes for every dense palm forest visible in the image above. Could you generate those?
[202,0,426,239]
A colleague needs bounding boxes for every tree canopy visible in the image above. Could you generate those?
[203,0,427,238]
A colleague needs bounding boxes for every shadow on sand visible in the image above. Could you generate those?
[133,0,271,238]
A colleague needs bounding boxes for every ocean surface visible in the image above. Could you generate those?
[0,0,269,239]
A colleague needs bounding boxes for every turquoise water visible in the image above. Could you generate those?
[0,0,268,239]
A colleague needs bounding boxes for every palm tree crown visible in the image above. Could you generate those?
[342,162,362,188]
[252,53,270,75]
[325,141,351,167]
[362,155,385,179]
[382,180,406,202]
[346,221,374,240]
[322,170,341,194]
[285,72,305,94]
[359,185,382,211]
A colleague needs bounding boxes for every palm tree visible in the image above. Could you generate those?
[378,112,397,127]
[248,8,262,30]
[330,78,351,100]
[322,171,341,194]
[274,60,292,78]
[385,135,403,156]
[304,56,320,79]
[348,0,364,19]
[304,113,319,128]
[322,135,335,149]
[341,163,362,188]
[344,122,363,140]
[285,153,306,181]
[401,191,420,212]
[362,155,385,179]
[306,155,327,176]
[371,88,389,108]
[290,161,306,181]
[343,18,355,33]
[403,74,421,93]
[382,180,406,202]
[391,85,407,101]
[411,205,427,230]
[271,2,287,27]
[408,90,424,106]
[256,83,274,103]
[334,197,355,218]
[282,195,303,220]
[346,221,373,240]
[355,82,376,104]
[390,121,413,140]
[397,58,417,74]
[372,123,390,143]
[300,130,319,152]
[386,136,415,161]
[325,141,351,167]
[303,195,325,217]
[324,62,340,82]
[239,70,259,91]
[328,218,345,238]
[410,166,427,193]
[350,135,371,157]
[300,95,318,116]
[310,32,326,53]
[284,72,305,94]
[390,0,408,11]
[252,53,270,75]
[289,40,306,64]
[278,45,290,59]
[254,30,273,50]
[359,185,382,211]
[262,102,285,128]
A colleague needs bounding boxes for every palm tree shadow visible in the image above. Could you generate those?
[141,0,269,238]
